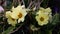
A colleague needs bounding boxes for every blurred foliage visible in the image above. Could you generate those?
[41,0,49,8]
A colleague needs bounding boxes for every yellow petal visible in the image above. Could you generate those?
[5,11,11,18]
[45,7,51,13]
[18,17,24,23]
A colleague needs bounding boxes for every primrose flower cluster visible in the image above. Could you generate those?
[5,4,52,26]
[5,4,29,26]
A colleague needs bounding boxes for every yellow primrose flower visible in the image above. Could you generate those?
[35,13,49,26]
[11,4,28,23]
[35,7,52,26]
[5,11,17,26]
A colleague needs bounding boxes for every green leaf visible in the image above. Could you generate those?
[51,13,60,25]
[2,26,15,34]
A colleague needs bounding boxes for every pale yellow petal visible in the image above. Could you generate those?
[5,11,11,18]
[45,7,51,13]
[18,17,24,23]
[11,11,19,19]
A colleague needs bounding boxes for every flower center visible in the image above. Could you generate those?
[12,18,15,21]
[18,13,22,18]
[40,17,44,21]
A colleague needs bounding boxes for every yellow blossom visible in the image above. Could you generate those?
[35,7,52,26]
[35,13,49,26]
[5,11,17,26]
[11,4,28,23]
